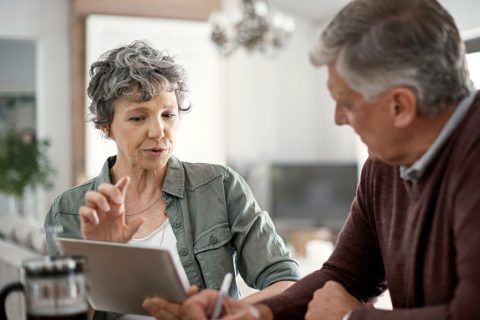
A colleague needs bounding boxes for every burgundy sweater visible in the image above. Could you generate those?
[262,93,480,319]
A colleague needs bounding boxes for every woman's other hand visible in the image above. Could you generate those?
[79,176,144,242]
[143,286,199,319]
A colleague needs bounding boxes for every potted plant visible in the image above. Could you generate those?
[0,128,55,215]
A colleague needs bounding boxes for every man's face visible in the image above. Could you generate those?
[326,64,405,164]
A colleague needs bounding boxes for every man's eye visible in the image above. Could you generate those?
[339,103,352,111]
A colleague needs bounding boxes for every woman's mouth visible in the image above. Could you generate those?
[143,147,167,157]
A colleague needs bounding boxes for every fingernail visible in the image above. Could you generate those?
[143,302,153,313]
[93,213,99,225]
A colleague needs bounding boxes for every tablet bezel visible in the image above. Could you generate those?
[56,237,187,316]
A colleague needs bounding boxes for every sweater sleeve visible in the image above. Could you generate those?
[261,160,387,319]
[348,142,480,319]
[349,133,480,319]
[349,182,480,319]
[444,141,480,319]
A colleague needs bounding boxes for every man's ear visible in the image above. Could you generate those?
[388,87,417,128]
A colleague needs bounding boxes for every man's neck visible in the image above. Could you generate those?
[402,104,457,166]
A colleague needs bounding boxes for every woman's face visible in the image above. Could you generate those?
[107,90,180,171]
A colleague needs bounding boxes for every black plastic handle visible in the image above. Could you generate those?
[0,282,24,320]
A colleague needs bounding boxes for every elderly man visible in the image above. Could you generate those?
[150,0,480,319]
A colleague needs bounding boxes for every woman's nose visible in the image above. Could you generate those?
[147,118,165,139]
[334,105,349,126]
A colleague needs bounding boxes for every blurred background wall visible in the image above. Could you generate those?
[1,0,480,232]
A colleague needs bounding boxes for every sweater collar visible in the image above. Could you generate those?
[400,91,477,181]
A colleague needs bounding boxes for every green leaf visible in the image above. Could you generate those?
[0,128,55,197]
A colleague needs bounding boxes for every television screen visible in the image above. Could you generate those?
[270,163,358,232]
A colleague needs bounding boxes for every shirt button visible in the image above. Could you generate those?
[210,236,218,244]
[174,221,182,228]
[180,248,188,256]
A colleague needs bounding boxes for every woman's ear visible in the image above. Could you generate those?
[388,87,417,128]
[101,126,111,139]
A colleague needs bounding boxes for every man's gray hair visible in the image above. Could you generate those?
[310,0,473,116]
[87,40,190,130]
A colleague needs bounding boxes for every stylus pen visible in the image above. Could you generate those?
[210,272,233,320]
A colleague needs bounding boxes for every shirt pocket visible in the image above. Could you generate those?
[193,223,234,289]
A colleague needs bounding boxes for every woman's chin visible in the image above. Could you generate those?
[140,157,170,170]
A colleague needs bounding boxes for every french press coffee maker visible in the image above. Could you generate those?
[0,255,88,320]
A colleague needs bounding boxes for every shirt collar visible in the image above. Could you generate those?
[163,156,185,198]
[400,91,476,181]
[98,155,185,198]
[97,156,115,186]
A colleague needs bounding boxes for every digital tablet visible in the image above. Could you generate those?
[56,237,187,316]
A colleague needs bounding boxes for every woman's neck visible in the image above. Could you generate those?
[110,161,167,197]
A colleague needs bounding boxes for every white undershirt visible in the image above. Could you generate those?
[118,219,190,320]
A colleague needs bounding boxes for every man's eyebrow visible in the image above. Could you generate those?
[329,88,342,101]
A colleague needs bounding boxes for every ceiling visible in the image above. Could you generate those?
[270,0,350,22]
[270,0,480,32]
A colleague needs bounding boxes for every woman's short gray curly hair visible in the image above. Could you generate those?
[87,40,191,130]
[310,0,473,116]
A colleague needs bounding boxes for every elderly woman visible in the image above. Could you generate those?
[44,40,300,319]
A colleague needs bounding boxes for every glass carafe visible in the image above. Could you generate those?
[0,255,88,320]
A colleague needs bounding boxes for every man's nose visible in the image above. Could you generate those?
[334,105,349,126]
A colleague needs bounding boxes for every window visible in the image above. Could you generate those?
[466,51,480,89]
[85,15,225,178]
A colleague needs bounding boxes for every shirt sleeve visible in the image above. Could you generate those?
[44,198,61,256]
[224,167,301,289]
[43,192,84,257]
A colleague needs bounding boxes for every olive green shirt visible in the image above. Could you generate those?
[45,156,300,300]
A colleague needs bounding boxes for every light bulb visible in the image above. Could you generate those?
[254,1,269,17]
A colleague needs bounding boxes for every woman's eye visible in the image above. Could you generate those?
[129,116,145,122]
[163,113,177,119]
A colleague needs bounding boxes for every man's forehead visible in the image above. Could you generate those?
[326,66,344,99]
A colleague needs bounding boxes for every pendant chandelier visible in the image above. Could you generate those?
[210,0,295,56]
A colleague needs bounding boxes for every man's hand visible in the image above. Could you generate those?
[179,289,265,320]
[305,281,362,320]
[179,289,218,320]
[143,286,199,319]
